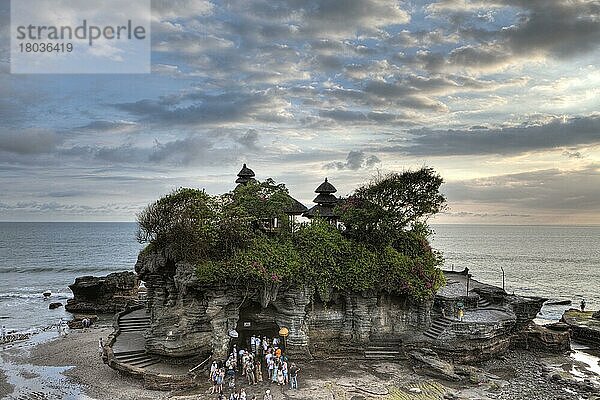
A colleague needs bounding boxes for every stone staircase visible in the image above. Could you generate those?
[118,313,151,333]
[423,316,453,340]
[478,298,492,308]
[111,309,159,369]
[113,349,161,369]
[364,339,402,360]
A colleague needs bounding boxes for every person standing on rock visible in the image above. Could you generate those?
[255,359,263,383]
[217,368,225,394]
[266,350,274,380]
[289,363,300,389]
[1,325,6,342]
[245,359,256,385]
[281,359,289,385]
[581,298,586,312]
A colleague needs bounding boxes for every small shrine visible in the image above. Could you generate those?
[303,178,340,224]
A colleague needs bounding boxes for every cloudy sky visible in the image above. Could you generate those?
[1,0,599,224]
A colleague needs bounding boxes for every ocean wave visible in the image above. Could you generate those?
[0,265,130,274]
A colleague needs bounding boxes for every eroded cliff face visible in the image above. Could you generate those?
[135,250,432,359]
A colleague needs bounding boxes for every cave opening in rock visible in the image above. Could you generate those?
[232,301,280,352]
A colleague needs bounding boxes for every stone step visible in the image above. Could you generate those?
[366,346,399,351]
[423,331,439,340]
[119,318,151,323]
[431,322,449,330]
[478,299,492,307]
[134,358,162,369]
[119,322,150,327]
[369,337,403,343]
[119,324,150,329]
[117,354,152,362]
[129,356,161,368]
[119,321,150,326]
[431,321,449,328]
[113,349,145,357]
[116,353,153,363]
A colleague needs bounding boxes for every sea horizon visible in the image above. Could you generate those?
[2,220,600,227]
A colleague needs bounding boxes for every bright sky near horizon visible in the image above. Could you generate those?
[0,0,599,224]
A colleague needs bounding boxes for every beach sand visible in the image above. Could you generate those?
[0,325,171,400]
[1,325,600,400]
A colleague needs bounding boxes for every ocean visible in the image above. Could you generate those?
[431,224,600,321]
[0,222,598,333]
[0,222,141,333]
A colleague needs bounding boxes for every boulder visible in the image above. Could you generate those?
[409,349,462,381]
[49,302,63,310]
[65,271,139,314]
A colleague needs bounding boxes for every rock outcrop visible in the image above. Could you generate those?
[135,250,431,360]
[410,271,548,363]
[66,271,139,314]
[511,323,571,352]
[561,309,600,347]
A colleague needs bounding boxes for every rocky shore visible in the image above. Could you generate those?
[1,329,599,400]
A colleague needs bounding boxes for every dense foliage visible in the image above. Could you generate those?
[137,168,446,300]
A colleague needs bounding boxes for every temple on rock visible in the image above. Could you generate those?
[100,164,563,390]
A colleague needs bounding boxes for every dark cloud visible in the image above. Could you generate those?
[426,0,600,71]
[76,120,138,132]
[0,129,64,155]
[325,150,381,170]
[149,135,240,166]
[390,115,600,156]
[236,129,260,149]
[116,90,290,126]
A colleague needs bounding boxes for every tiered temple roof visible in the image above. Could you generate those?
[233,164,308,216]
[303,178,340,220]
[235,164,256,185]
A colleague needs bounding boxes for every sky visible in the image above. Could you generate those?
[0,0,599,224]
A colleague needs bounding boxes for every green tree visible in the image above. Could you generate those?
[338,167,446,247]
[136,188,221,261]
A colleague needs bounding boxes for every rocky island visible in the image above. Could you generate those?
[92,165,593,397]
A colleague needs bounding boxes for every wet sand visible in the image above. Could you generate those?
[1,326,600,400]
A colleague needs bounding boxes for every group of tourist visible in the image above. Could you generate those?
[209,335,301,399]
